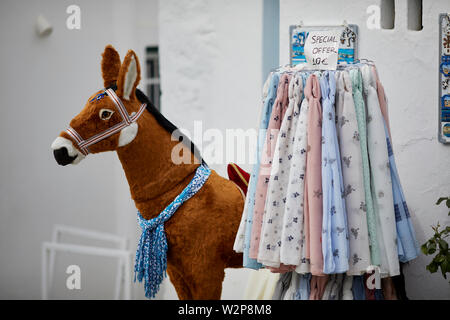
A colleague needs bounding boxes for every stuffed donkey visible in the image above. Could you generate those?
[51,45,245,299]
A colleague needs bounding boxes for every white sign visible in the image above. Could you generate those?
[304,30,341,70]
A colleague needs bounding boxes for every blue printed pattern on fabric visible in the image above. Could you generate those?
[383,121,419,262]
[242,72,280,269]
[134,164,211,298]
[294,273,312,300]
[320,71,349,274]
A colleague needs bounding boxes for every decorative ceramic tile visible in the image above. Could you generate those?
[439,14,450,143]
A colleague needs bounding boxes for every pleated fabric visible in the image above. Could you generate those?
[279,74,308,267]
[267,264,295,273]
[361,64,399,277]
[321,274,336,300]
[235,64,419,299]
[352,275,366,300]
[258,74,301,267]
[329,273,345,300]
[309,275,329,300]
[342,275,354,300]
[303,74,325,276]
[282,272,300,300]
[320,71,349,274]
[321,273,344,300]
[349,68,380,267]
[372,65,419,263]
[243,269,280,300]
[385,122,419,262]
[381,277,398,300]
[271,272,292,300]
[372,66,392,139]
[234,74,272,254]
[294,273,312,300]
[293,73,311,274]
[335,70,371,275]
[238,72,280,269]
[277,99,310,271]
[250,73,292,260]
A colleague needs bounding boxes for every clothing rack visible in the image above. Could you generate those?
[234,60,419,300]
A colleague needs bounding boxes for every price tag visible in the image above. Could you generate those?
[304,30,341,70]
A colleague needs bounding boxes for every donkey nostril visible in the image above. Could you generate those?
[53,147,77,166]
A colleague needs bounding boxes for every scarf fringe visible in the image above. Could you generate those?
[133,164,211,299]
[135,224,169,298]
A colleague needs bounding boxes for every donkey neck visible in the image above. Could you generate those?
[116,111,200,220]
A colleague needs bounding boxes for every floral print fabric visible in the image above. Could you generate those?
[320,71,349,274]
[238,72,280,269]
[303,74,325,276]
[349,68,380,267]
[258,74,301,267]
[335,70,371,275]
[250,73,292,260]
[234,63,418,289]
[362,65,399,277]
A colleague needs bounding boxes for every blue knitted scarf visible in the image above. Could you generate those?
[134,163,211,298]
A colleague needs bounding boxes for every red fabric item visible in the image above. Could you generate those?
[309,275,329,300]
[364,272,376,300]
[267,264,296,273]
[227,163,250,195]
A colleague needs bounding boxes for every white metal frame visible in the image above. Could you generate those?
[41,224,132,300]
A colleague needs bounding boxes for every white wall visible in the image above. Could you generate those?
[0,0,158,299]
[158,0,263,299]
[279,0,450,299]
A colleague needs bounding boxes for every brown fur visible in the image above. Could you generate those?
[59,45,244,299]
[101,45,121,87]
[116,50,140,101]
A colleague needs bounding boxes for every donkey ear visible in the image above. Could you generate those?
[116,50,141,101]
[101,45,121,88]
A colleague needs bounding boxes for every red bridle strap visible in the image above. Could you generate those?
[65,89,147,156]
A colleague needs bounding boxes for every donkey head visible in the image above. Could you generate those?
[51,45,145,165]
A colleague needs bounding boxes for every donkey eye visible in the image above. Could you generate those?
[99,109,114,120]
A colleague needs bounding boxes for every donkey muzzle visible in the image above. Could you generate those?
[53,147,77,166]
[51,136,85,166]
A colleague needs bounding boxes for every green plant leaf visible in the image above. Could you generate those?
[439,239,449,251]
[421,243,429,255]
[436,254,445,263]
[442,259,449,270]
[426,196,450,280]
[432,223,441,235]
[421,243,428,255]
[427,262,438,273]
[428,242,437,254]
[440,260,449,278]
